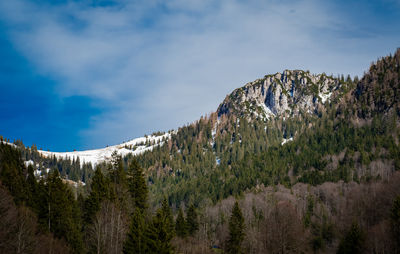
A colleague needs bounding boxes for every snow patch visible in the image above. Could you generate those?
[259,103,275,120]
[281,137,293,145]
[24,160,34,167]
[39,133,171,167]
[0,141,17,148]
[319,92,332,103]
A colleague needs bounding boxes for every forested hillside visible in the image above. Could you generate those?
[0,49,400,253]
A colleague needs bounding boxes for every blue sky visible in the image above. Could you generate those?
[0,0,399,151]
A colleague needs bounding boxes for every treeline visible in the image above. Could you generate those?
[134,104,400,209]
[172,173,400,253]
[2,138,95,183]
[0,142,250,253]
[134,112,311,207]
[132,49,400,209]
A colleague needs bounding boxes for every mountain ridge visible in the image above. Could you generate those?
[35,69,349,167]
[218,69,344,120]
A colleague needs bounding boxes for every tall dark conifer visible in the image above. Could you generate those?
[391,196,400,251]
[124,159,151,253]
[186,204,199,236]
[123,208,147,254]
[226,201,245,254]
[128,159,148,211]
[337,222,365,254]
[175,207,188,238]
[38,170,83,254]
[144,206,175,254]
[83,168,110,224]
[161,197,175,237]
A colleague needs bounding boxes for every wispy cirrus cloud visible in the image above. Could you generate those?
[0,0,399,150]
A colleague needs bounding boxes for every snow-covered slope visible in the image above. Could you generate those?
[39,133,171,166]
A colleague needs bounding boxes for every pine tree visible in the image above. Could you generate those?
[337,222,365,254]
[84,168,110,224]
[175,207,188,237]
[161,197,175,237]
[0,143,28,205]
[391,195,400,250]
[128,160,148,212]
[26,164,38,209]
[144,207,175,254]
[38,170,84,253]
[123,208,147,254]
[226,201,245,254]
[109,152,130,210]
[186,204,199,236]
[124,159,152,254]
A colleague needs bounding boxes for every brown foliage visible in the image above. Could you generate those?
[86,200,128,254]
[264,201,309,254]
[0,184,70,254]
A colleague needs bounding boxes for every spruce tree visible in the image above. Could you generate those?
[128,160,148,212]
[124,159,151,254]
[84,168,110,224]
[226,201,245,254]
[26,164,38,209]
[109,153,131,210]
[144,206,175,254]
[175,207,188,237]
[0,143,28,205]
[186,204,199,236]
[38,170,84,254]
[391,195,400,250]
[337,222,365,254]
[161,197,175,237]
[124,208,147,254]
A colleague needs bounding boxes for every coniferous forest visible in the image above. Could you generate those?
[1,49,400,253]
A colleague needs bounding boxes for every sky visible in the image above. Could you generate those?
[0,0,399,151]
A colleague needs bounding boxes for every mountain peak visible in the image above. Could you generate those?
[218,69,342,120]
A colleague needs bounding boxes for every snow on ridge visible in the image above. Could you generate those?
[39,133,171,167]
[0,141,17,148]
[259,103,275,119]
[319,91,332,104]
[281,137,293,145]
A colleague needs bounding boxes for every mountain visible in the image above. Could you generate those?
[1,49,400,254]
[218,70,342,119]
[38,70,346,168]
[33,69,350,176]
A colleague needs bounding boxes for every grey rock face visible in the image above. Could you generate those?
[217,70,341,119]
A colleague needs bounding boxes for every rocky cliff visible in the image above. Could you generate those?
[218,70,342,119]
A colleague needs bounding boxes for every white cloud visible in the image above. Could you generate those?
[0,0,399,149]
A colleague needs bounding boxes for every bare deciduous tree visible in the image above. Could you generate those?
[87,200,128,254]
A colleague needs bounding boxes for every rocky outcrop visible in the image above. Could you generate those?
[217,70,342,119]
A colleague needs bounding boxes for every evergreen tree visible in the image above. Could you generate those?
[337,222,365,254]
[128,160,148,212]
[26,164,38,209]
[124,159,152,254]
[161,197,175,237]
[226,201,245,254]
[83,168,110,224]
[0,143,28,205]
[110,151,127,187]
[124,208,147,254]
[38,170,84,253]
[186,204,199,236]
[175,207,188,238]
[391,195,400,250]
[109,152,131,211]
[144,207,175,254]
